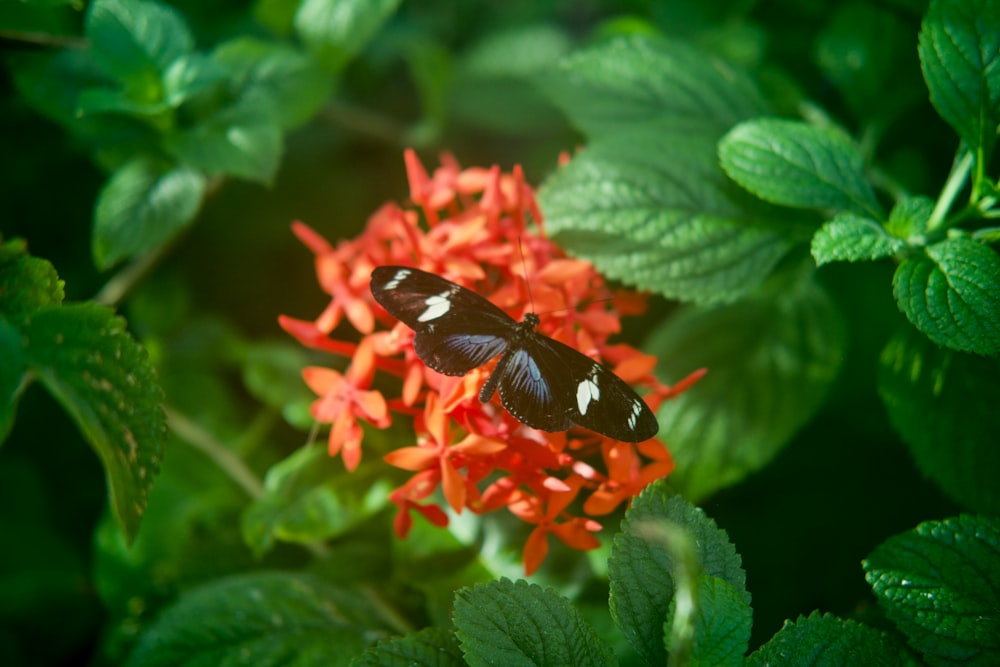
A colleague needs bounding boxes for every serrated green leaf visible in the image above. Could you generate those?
[0,317,27,443]
[93,158,206,270]
[720,118,883,218]
[0,239,65,322]
[454,578,616,667]
[540,34,768,138]
[294,0,402,71]
[25,304,164,542]
[864,515,1000,666]
[164,105,281,184]
[85,0,193,80]
[746,611,918,666]
[539,130,793,304]
[878,325,1000,513]
[892,238,1000,356]
[213,37,334,130]
[609,483,747,666]
[811,212,905,266]
[127,571,390,666]
[918,0,1000,159]
[885,196,934,240]
[647,269,845,499]
[665,575,752,667]
[352,627,464,667]
[241,445,390,557]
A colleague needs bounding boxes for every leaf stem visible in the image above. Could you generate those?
[94,243,168,307]
[165,405,265,499]
[927,150,973,232]
[636,520,699,667]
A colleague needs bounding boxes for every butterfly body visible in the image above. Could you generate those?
[370,266,658,442]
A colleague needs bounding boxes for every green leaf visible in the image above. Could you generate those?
[539,129,794,304]
[811,212,905,265]
[213,37,334,130]
[164,104,282,184]
[451,25,569,135]
[665,575,752,667]
[453,578,615,667]
[25,304,165,543]
[85,0,193,80]
[0,239,65,322]
[76,85,171,116]
[719,118,883,218]
[540,34,768,138]
[609,483,747,666]
[878,325,1000,513]
[241,445,391,557]
[919,0,1000,159]
[885,196,934,240]
[646,268,846,499]
[352,627,465,667]
[0,317,26,443]
[160,52,229,108]
[746,611,918,666]
[864,515,1000,666]
[294,0,402,72]
[126,571,390,666]
[93,158,206,270]
[892,238,1000,356]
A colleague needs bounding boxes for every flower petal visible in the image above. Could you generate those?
[440,458,466,513]
[384,446,438,471]
[523,526,549,576]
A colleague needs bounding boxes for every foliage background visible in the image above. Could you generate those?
[1,0,996,664]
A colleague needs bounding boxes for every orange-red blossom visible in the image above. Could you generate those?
[279,150,704,574]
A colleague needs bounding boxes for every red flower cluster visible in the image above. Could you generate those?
[279,150,704,574]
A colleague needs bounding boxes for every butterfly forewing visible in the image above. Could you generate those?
[370,265,660,442]
[371,266,516,375]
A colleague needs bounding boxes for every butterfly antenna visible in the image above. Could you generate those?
[518,235,537,314]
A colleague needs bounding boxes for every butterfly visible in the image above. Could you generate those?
[370,266,659,442]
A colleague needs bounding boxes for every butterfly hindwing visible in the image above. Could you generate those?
[371,266,515,375]
[494,346,575,432]
[413,331,509,376]
[498,335,659,442]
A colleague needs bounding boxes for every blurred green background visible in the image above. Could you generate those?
[0,0,963,664]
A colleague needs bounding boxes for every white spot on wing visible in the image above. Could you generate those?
[576,369,600,415]
[627,399,642,429]
[418,290,452,322]
[384,268,411,289]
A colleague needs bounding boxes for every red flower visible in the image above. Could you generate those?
[508,477,602,576]
[301,337,389,471]
[279,149,704,573]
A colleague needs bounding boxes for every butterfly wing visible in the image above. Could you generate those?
[498,334,659,442]
[370,266,516,375]
[493,346,575,432]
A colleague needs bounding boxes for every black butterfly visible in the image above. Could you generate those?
[370,266,659,442]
